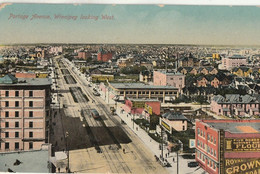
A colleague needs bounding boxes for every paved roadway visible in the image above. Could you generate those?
[51,56,168,174]
[62,58,208,174]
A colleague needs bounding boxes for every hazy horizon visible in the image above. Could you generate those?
[1,4,260,46]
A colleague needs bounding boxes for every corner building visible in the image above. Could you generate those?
[0,75,52,152]
[195,119,260,174]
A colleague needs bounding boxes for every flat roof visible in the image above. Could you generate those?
[202,120,260,133]
[110,83,178,90]
[127,98,160,102]
[0,78,52,86]
[0,149,49,173]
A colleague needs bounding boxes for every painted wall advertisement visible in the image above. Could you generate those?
[160,118,172,134]
[225,138,260,152]
[225,158,260,174]
[132,101,145,109]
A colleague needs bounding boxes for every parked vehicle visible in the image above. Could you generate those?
[187,161,199,167]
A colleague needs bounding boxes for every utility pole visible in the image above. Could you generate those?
[177,150,179,174]
[161,128,164,159]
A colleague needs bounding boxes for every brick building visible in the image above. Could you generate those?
[153,70,185,92]
[97,47,113,62]
[0,74,52,152]
[195,119,260,174]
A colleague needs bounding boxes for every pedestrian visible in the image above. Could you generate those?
[58,168,60,173]
[173,158,175,163]
[168,152,170,157]
[165,153,167,158]
[123,148,125,154]
[136,127,138,131]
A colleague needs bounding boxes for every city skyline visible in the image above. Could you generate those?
[1,4,260,45]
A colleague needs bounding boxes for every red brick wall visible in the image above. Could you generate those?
[15,72,36,78]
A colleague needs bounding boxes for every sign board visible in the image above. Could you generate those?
[132,101,145,109]
[225,138,260,152]
[189,139,196,148]
[145,103,153,115]
[224,158,260,174]
[160,118,172,134]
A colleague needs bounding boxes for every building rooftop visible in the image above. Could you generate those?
[228,55,246,59]
[0,74,52,86]
[162,112,188,121]
[110,83,178,90]
[0,147,50,173]
[202,120,260,134]
[212,94,258,104]
[127,98,160,102]
[155,70,183,76]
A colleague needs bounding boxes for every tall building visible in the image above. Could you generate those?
[97,47,113,62]
[153,70,185,92]
[220,55,247,70]
[0,74,52,152]
[195,119,260,174]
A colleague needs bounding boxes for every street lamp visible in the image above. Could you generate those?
[65,131,70,173]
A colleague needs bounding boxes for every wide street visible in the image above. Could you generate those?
[50,56,168,174]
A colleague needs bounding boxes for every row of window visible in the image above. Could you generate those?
[2,142,33,150]
[4,131,33,138]
[221,104,258,107]
[4,111,34,118]
[3,101,34,107]
[120,91,177,95]
[197,151,217,170]
[197,128,216,145]
[4,121,34,128]
[5,91,34,97]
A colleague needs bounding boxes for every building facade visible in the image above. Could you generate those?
[210,94,260,117]
[221,55,247,70]
[0,75,52,152]
[195,119,260,174]
[107,82,179,103]
[153,70,185,92]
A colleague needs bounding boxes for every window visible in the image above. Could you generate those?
[211,136,213,142]
[15,132,19,138]
[15,101,19,107]
[5,91,9,97]
[208,134,210,141]
[29,101,33,107]
[197,128,200,135]
[15,91,19,97]
[29,132,33,138]
[5,122,9,128]
[219,109,221,113]
[5,101,9,107]
[5,111,9,118]
[197,140,200,146]
[29,111,33,118]
[29,142,33,149]
[15,122,19,128]
[214,138,216,144]
[29,122,33,128]
[29,91,33,97]
[182,126,185,130]
[15,142,19,149]
[5,132,9,138]
[5,142,9,149]
[15,111,19,117]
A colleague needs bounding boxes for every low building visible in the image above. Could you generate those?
[195,119,260,174]
[0,144,52,173]
[107,82,179,103]
[0,74,52,152]
[122,98,160,118]
[139,70,153,83]
[210,94,259,117]
[160,112,188,132]
[91,74,114,82]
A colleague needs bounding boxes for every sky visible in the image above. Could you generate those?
[0,3,260,45]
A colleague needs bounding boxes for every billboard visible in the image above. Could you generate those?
[225,158,260,174]
[160,119,172,134]
[225,138,260,152]
[145,103,153,115]
[189,139,196,148]
[132,101,145,109]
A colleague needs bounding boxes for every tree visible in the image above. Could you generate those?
[149,115,159,130]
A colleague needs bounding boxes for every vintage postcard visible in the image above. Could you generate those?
[0,3,260,174]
